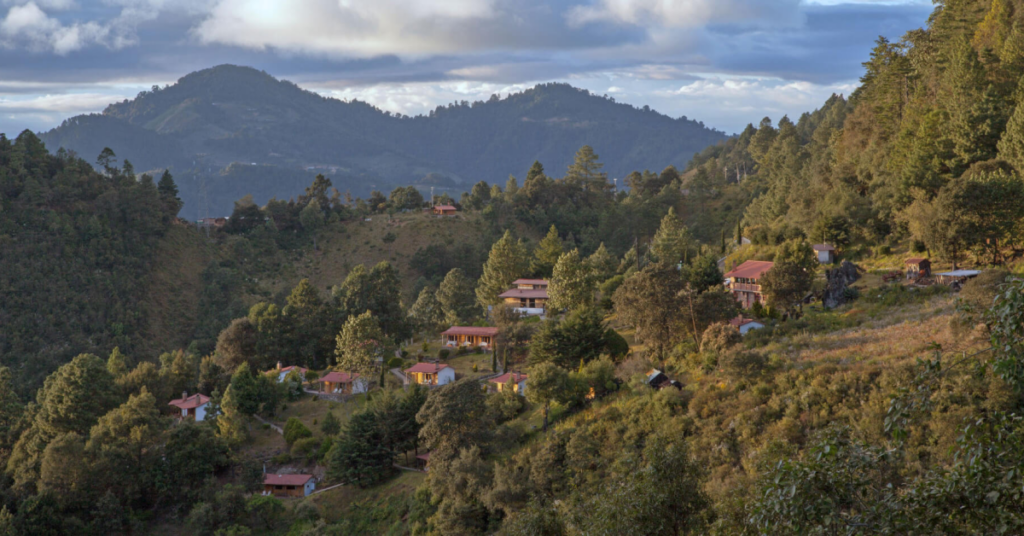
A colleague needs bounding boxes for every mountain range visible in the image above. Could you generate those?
[39,65,728,219]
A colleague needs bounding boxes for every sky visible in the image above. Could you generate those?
[0,0,933,136]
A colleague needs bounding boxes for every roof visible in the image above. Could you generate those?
[936,270,982,277]
[416,452,431,461]
[498,288,549,299]
[264,474,314,486]
[905,257,929,264]
[441,326,499,337]
[812,244,835,252]
[512,279,548,286]
[729,317,761,328]
[405,362,451,374]
[724,260,775,280]
[489,372,528,384]
[434,205,457,211]
[318,371,361,383]
[274,365,308,375]
[168,393,210,410]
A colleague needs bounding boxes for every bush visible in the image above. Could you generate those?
[719,349,766,379]
[876,245,891,256]
[387,356,405,369]
[911,240,927,253]
[603,329,630,360]
[291,437,321,458]
[283,418,313,446]
[472,363,479,372]
[438,348,450,360]
[701,323,741,355]
[271,452,292,464]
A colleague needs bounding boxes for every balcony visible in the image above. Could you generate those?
[730,283,761,293]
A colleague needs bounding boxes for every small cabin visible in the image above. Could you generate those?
[905,258,931,279]
[416,452,431,472]
[812,244,836,264]
[405,362,455,386]
[934,269,982,288]
[433,205,457,216]
[263,474,315,497]
[269,363,308,383]
[730,317,765,335]
[168,392,212,422]
[441,326,498,348]
[489,372,528,395]
[316,371,368,395]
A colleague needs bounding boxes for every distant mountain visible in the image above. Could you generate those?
[39,65,727,218]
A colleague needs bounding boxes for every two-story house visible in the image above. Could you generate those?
[724,260,774,309]
[498,279,549,316]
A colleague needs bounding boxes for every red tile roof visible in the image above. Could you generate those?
[270,365,308,375]
[812,244,835,252]
[489,372,527,384]
[905,257,929,264]
[405,362,451,374]
[263,474,314,486]
[318,371,360,384]
[434,205,457,211]
[729,317,759,328]
[441,326,499,337]
[416,452,431,461]
[498,288,548,299]
[724,260,774,280]
[512,279,548,286]
[168,393,210,410]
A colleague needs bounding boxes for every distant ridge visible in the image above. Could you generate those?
[39,65,727,218]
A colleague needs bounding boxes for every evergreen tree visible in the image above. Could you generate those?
[585,242,617,283]
[564,145,609,193]
[548,249,594,312]
[217,385,248,444]
[335,311,389,375]
[106,347,131,379]
[436,268,479,326]
[321,411,341,437]
[157,170,182,217]
[408,286,445,335]
[476,230,529,307]
[650,208,692,265]
[531,225,564,278]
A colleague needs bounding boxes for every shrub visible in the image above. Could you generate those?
[387,356,405,369]
[911,240,927,253]
[291,437,321,458]
[701,323,741,356]
[283,418,313,446]
[720,349,766,379]
[438,348,451,360]
[261,423,271,431]
[472,363,479,372]
[271,452,292,464]
[877,245,891,256]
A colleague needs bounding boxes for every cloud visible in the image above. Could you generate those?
[568,0,803,29]
[0,91,123,113]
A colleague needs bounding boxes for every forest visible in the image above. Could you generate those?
[4,0,1024,533]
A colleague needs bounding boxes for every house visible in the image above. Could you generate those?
[168,392,212,422]
[730,317,765,335]
[263,474,315,497]
[905,258,931,279]
[433,205,457,216]
[724,260,774,309]
[489,372,527,395]
[812,244,836,264]
[934,269,981,288]
[405,362,456,386]
[269,363,308,383]
[498,279,549,316]
[316,371,368,395]
[646,369,681,390]
[416,452,431,472]
[442,326,498,348]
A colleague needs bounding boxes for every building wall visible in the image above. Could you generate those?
[817,251,832,263]
[437,368,456,385]
[195,403,207,422]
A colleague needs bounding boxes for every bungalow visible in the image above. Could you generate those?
[263,474,315,497]
[499,279,549,316]
[905,258,931,279]
[724,260,774,309]
[489,372,527,395]
[442,326,498,348]
[812,244,836,264]
[270,363,308,383]
[730,317,765,335]
[168,392,212,422]
[316,371,368,395]
[433,205,457,216]
[405,362,455,386]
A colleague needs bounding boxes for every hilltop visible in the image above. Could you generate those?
[39,65,727,219]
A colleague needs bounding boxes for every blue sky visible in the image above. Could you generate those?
[0,0,932,136]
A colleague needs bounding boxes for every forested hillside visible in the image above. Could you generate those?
[40,65,727,219]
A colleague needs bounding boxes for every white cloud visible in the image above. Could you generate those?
[308,79,533,117]
[0,91,123,112]
[193,0,500,57]
[568,0,802,29]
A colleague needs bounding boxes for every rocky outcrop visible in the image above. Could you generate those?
[823,261,860,309]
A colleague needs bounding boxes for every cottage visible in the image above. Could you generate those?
[498,279,549,316]
[416,452,431,472]
[316,371,368,395]
[724,260,774,309]
[263,474,315,497]
[442,326,498,348]
[489,372,528,395]
[812,244,836,264]
[433,205,457,216]
[646,369,681,390]
[934,269,982,288]
[729,317,765,335]
[269,363,308,383]
[405,362,455,386]
[168,392,212,422]
[905,258,931,279]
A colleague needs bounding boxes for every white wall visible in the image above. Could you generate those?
[353,378,369,394]
[438,367,456,385]
[195,403,208,422]
[304,480,316,496]
[739,322,765,335]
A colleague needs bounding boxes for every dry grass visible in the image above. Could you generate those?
[312,470,426,523]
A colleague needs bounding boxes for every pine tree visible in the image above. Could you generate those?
[531,225,564,278]
[548,250,594,313]
[106,347,131,379]
[476,230,529,307]
[650,208,692,265]
[408,286,445,335]
[436,268,480,325]
[564,145,609,192]
[217,385,248,444]
[335,311,389,375]
[998,95,1024,171]
[585,243,617,282]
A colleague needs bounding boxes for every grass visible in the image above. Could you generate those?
[446,350,499,380]
[243,392,368,457]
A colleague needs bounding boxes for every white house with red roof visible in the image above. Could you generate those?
[812,244,836,264]
[724,260,774,309]
[441,326,498,347]
[316,371,368,395]
[168,392,212,421]
[405,362,455,386]
[729,317,765,335]
[263,473,316,497]
[270,362,309,383]
[489,371,527,395]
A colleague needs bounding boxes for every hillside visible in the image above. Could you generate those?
[38,65,727,219]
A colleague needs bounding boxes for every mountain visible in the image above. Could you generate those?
[39,65,727,219]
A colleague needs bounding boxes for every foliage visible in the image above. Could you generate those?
[476,230,530,307]
[283,418,313,446]
[437,268,480,326]
[334,311,390,376]
[547,249,594,312]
